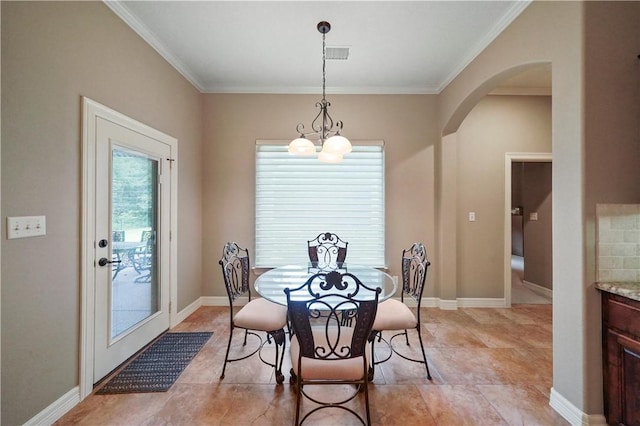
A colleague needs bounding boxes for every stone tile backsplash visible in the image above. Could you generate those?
[597,204,640,282]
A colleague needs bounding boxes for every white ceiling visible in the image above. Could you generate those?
[108,1,537,95]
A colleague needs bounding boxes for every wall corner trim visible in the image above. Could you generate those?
[172,298,203,327]
[549,388,607,426]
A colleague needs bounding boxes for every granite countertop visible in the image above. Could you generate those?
[596,282,640,302]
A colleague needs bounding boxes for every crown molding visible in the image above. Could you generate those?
[201,85,440,95]
[437,0,533,93]
[103,0,206,91]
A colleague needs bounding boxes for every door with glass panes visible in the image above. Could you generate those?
[93,116,172,382]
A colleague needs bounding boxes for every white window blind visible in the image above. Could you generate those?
[255,142,385,268]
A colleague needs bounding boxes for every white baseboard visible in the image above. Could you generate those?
[583,414,609,426]
[24,386,80,426]
[381,297,505,309]
[435,298,507,309]
[438,299,458,310]
[549,388,607,426]
[420,297,440,308]
[200,296,245,306]
[172,297,203,326]
[523,280,553,300]
[457,298,507,308]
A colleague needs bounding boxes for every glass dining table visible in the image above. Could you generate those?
[254,264,397,306]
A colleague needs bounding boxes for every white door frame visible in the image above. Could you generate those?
[503,152,552,307]
[80,97,178,399]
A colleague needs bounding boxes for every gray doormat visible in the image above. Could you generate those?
[96,331,213,394]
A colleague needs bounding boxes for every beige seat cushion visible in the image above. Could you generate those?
[233,298,288,331]
[372,299,417,331]
[290,326,370,381]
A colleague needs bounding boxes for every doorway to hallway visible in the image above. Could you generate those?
[504,154,552,306]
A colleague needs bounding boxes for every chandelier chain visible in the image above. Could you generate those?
[322,32,326,101]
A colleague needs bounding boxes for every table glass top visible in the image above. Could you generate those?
[254,264,396,306]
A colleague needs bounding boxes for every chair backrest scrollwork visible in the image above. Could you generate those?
[307,232,348,269]
[219,242,251,304]
[285,271,380,360]
[401,242,430,304]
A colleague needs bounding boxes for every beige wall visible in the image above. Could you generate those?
[437,0,640,416]
[582,0,640,415]
[1,2,203,424]
[456,95,551,298]
[202,94,438,295]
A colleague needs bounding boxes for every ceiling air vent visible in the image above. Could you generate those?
[325,46,350,60]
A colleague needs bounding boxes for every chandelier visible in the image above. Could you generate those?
[288,21,352,163]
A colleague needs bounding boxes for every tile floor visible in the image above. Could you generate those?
[57,305,568,425]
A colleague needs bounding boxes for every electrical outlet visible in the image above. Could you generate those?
[7,216,46,239]
[468,211,476,222]
[530,212,538,221]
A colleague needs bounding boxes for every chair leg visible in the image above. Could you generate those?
[403,328,410,346]
[368,331,377,382]
[416,326,432,380]
[270,329,286,384]
[363,379,372,425]
[220,325,234,379]
[294,370,302,426]
[242,329,248,345]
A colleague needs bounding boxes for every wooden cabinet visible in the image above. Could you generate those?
[602,292,640,425]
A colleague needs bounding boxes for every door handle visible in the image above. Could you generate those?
[98,257,122,267]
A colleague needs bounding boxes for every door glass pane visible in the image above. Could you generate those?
[110,148,159,339]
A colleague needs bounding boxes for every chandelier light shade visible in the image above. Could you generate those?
[317,150,343,163]
[288,21,352,163]
[288,137,316,155]
[322,134,352,155]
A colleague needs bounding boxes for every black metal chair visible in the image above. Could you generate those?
[219,242,287,384]
[369,242,432,380]
[307,232,348,269]
[285,270,381,425]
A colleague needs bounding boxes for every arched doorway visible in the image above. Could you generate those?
[437,63,552,307]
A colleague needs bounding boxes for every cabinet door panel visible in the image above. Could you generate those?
[622,345,640,426]
[611,331,640,426]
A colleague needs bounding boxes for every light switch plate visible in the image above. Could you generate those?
[468,211,476,222]
[7,216,46,239]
